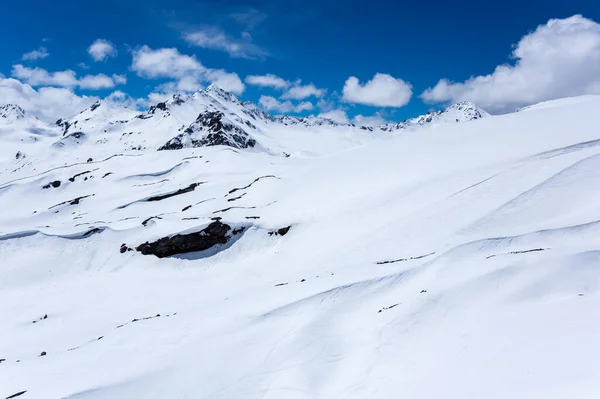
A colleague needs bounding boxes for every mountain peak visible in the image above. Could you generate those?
[204,84,242,105]
[0,104,27,122]
[442,101,490,121]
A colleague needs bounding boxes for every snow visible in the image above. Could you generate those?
[1,93,600,399]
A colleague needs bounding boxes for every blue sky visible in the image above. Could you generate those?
[1,0,600,123]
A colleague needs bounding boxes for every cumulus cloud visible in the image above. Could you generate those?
[131,46,201,79]
[318,109,349,124]
[245,74,290,89]
[88,39,118,62]
[78,74,116,90]
[258,95,313,113]
[421,15,600,113]
[281,83,326,100]
[22,47,49,61]
[130,45,245,95]
[11,65,125,90]
[205,69,246,94]
[342,73,412,107]
[12,64,78,87]
[183,27,267,59]
[0,77,98,121]
[352,112,387,126]
[112,74,127,85]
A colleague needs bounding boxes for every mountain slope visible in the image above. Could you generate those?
[2,94,599,399]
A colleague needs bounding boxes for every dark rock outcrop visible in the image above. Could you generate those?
[158,111,256,151]
[146,183,201,202]
[136,221,232,258]
[269,226,291,236]
[42,180,61,189]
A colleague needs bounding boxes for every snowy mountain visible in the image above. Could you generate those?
[377,101,489,132]
[3,91,600,399]
[7,86,489,157]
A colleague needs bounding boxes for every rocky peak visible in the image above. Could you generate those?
[205,84,243,106]
[0,104,26,122]
[158,110,256,151]
[442,101,489,121]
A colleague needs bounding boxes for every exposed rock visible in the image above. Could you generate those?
[158,111,256,150]
[227,175,277,196]
[6,391,27,399]
[136,221,232,258]
[120,243,133,253]
[42,180,61,189]
[146,183,202,202]
[376,252,435,265]
[68,171,91,182]
[269,226,291,236]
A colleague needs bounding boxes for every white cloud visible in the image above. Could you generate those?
[78,74,116,90]
[352,112,387,126]
[22,47,49,61]
[318,109,349,124]
[88,39,117,62]
[245,74,290,89]
[77,62,90,70]
[11,65,124,90]
[112,74,127,84]
[131,46,201,79]
[281,83,326,100]
[205,69,245,95]
[421,15,600,113]
[342,73,412,107]
[130,46,245,95]
[259,95,313,113]
[183,27,267,59]
[12,64,78,87]
[0,77,98,121]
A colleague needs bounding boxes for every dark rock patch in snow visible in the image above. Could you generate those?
[376,252,435,265]
[32,314,48,324]
[486,248,548,259]
[269,226,291,236]
[42,180,61,189]
[68,171,92,182]
[227,175,277,196]
[213,206,257,214]
[136,221,232,258]
[146,183,203,202]
[120,243,134,253]
[142,216,163,226]
[48,195,94,209]
[378,304,399,313]
[118,183,203,209]
[227,193,246,202]
[82,227,103,237]
[5,391,27,399]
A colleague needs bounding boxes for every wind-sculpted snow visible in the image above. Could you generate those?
[2,94,600,399]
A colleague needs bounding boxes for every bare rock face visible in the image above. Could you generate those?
[158,111,256,151]
[135,221,232,258]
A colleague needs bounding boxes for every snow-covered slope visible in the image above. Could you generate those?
[2,94,600,399]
